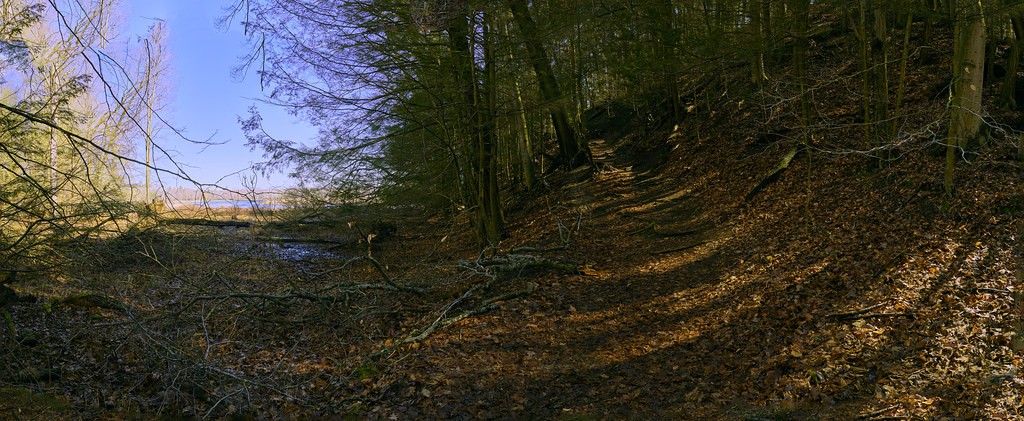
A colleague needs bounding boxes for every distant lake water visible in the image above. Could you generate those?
[186,200,285,209]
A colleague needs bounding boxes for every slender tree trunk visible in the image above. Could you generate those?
[750,0,769,86]
[919,0,936,65]
[892,10,914,136]
[1000,16,1023,108]
[792,0,813,231]
[856,0,873,148]
[655,0,680,122]
[446,14,481,225]
[478,11,504,246]
[145,40,154,205]
[870,5,890,163]
[507,0,587,168]
[945,0,986,197]
[514,77,536,187]
[793,0,811,145]
[48,72,61,211]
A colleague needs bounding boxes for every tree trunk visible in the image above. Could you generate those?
[478,11,504,246]
[1000,16,1023,109]
[945,0,986,197]
[654,0,681,122]
[870,4,890,163]
[749,0,769,87]
[446,14,482,232]
[514,77,536,187]
[857,0,873,148]
[507,0,588,168]
[792,0,811,146]
[892,10,914,136]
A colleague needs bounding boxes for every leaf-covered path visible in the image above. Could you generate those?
[361,109,1022,420]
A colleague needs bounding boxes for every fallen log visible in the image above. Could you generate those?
[161,218,251,228]
[745,145,801,202]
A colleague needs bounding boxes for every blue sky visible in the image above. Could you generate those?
[123,0,317,190]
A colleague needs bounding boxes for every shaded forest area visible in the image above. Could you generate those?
[2,0,1024,419]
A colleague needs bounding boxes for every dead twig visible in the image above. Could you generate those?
[959,287,1012,295]
[312,256,425,294]
[855,404,901,419]
[827,302,885,319]
[510,214,581,253]
[827,302,915,321]
[364,282,538,363]
[833,312,916,321]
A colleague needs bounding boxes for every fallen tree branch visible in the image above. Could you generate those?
[856,405,900,419]
[959,287,1012,295]
[161,218,251,228]
[509,243,571,253]
[656,240,711,255]
[827,303,916,321]
[365,282,538,363]
[832,312,916,321]
[474,254,579,274]
[509,215,580,253]
[312,256,425,294]
[167,263,424,318]
[826,303,885,319]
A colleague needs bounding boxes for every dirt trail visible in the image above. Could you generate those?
[385,105,1024,419]
[385,136,754,419]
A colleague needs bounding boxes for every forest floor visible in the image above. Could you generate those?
[3,105,1023,420]
[3,65,1024,421]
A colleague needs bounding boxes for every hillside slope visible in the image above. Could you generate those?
[363,23,1024,420]
[1,16,1021,421]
